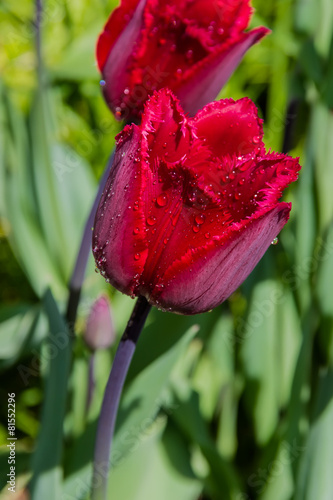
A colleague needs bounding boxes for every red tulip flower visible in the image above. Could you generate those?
[93,89,300,315]
[97,0,269,120]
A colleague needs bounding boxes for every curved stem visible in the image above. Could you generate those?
[65,151,115,327]
[86,354,96,412]
[91,296,151,500]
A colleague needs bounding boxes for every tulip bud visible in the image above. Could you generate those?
[84,295,115,350]
[96,0,270,120]
[93,89,301,315]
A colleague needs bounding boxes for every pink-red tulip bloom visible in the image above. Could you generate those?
[93,89,301,315]
[97,0,269,120]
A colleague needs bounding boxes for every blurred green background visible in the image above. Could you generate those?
[1,0,333,499]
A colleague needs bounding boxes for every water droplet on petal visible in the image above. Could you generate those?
[156,194,168,207]
[192,225,200,233]
[147,216,157,226]
[271,237,279,245]
[134,253,141,260]
[100,79,106,87]
[205,232,211,239]
[123,87,130,95]
[195,214,206,225]
[133,227,140,235]
[253,135,261,144]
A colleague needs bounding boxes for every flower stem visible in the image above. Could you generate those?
[65,151,115,327]
[91,296,151,500]
[86,354,96,412]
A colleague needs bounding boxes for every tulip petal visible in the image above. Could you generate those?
[176,27,270,116]
[193,97,265,157]
[150,204,291,314]
[93,125,148,295]
[96,0,141,71]
[98,0,147,117]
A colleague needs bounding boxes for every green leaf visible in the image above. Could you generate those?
[316,217,333,318]
[50,29,101,81]
[171,391,242,499]
[312,103,333,232]
[240,280,282,445]
[0,305,47,372]
[113,324,199,461]
[62,323,199,497]
[295,369,333,500]
[299,39,324,86]
[29,91,96,281]
[259,440,295,500]
[29,289,73,500]
[1,87,67,298]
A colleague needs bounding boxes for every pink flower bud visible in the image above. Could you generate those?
[84,295,115,350]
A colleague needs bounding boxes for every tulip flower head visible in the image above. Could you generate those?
[97,0,270,120]
[93,89,301,315]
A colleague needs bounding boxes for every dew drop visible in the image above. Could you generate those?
[205,232,211,239]
[100,79,106,87]
[134,253,141,260]
[253,135,260,144]
[192,225,200,233]
[156,193,168,207]
[123,87,130,95]
[271,237,279,245]
[133,227,140,235]
[147,216,157,226]
[195,213,206,225]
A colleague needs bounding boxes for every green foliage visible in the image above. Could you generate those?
[1,0,333,499]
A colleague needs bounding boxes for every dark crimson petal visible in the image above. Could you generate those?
[92,125,148,296]
[141,89,193,164]
[149,204,291,314]
[96,0,142,71]
[98,0,147,118]
[184,152,301,222]
[192,97,265,158]
[137,90,197,291]
[184,0,252,44]
[176,27,270,116]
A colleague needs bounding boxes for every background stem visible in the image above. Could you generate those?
[65,151,115,327]
[91,296,151,500]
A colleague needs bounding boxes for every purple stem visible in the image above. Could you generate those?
[65,151,115,327]
[87,354,96,412]
[91,296,151,500]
